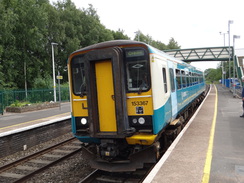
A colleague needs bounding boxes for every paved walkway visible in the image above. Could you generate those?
[210,85,244,183]
[145,84,244,183]
[0,102,71,133]
[145,84,216,183]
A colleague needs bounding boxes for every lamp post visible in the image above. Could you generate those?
[134,30,140,41]
[228,20,233,83]
[220,32,227,86]
[233,35,240,97]
[51,42,58,102]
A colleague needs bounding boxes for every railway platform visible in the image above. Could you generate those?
[0,102,71,135]
[144,84,244,183]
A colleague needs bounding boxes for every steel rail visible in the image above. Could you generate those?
[0,137,82,183]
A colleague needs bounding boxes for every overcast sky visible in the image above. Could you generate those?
[53,0,244,70]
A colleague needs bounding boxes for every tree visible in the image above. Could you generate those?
[151,40,167,50]
[167,37,181,49]
[33,75,53,89]
[111,29,130,40]
[0,0,19,88]
[133,31,180,50]
[0,0,182,90]
[204,67,222,82]
[134,31,152,44]
[0,0,50,89]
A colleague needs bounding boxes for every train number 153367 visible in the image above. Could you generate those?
[131,101,148,106]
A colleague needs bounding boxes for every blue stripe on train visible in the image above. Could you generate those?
[152,98,172,134]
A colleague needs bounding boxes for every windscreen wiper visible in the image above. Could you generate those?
[79,83,86,97]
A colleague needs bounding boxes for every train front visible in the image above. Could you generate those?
[68,41,159,172]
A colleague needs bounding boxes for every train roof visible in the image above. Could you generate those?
[71,40,203,73]
[72,40,144,54]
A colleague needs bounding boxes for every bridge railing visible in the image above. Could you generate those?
[164,46,233,62]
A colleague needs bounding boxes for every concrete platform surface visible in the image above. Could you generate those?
[145,84,244,183]
[0,102,71,134]
[210,85,244,183]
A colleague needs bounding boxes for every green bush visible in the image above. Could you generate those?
[10,100,30,107]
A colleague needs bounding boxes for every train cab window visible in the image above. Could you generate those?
[176,69,181,89]
[124,48,150,93]
[169,68,175,92]
[162,68,168,93]
[71,55,86,96]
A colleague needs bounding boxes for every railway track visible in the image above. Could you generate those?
[0,137,82,183]
[80,163,154,183]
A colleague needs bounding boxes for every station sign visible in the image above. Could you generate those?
[56,75,63,80]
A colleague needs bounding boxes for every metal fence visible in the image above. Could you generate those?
[0,88,70,114]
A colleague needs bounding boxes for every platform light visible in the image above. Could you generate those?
[228,20,233,81]
[233,35,240,39]
[233,35,240,97]
[228,20,234,24]
[51,42,58,102]
[219,32,227,86]
[134,30,140,41]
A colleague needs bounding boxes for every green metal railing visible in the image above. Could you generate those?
[0,88,70,114]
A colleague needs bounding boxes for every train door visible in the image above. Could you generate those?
[162,66,172,122]
[95,60,116,132]
[169,68,177,118]
[83,47,129,138]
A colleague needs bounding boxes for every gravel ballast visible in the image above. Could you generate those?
[0,133,94,183]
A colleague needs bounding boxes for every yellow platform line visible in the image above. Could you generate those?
[202,85,218,183]
[0,112,70,130]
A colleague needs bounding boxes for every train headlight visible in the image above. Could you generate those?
[132,118,137,124]
[128,116,152,132]
[81,118,87,125]
[138,117,145,124]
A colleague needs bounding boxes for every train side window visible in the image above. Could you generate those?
[202,74,204,83]
[176,69,181,89]
[187,73,190,86]
[196,74,199,84]
[189,72,192,86]
[181,70,186,88]
[169,68,175,92]
[162,68,167,93]
[192,73,196,85]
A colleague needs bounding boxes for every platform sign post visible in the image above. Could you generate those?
[56,72,63,110]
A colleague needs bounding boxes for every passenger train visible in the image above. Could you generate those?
[67,40,205,172]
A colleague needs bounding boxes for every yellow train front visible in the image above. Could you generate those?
[68,40,205,172]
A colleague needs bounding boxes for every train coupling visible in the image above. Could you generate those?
[82,142,158,172]
[99,139,119,160]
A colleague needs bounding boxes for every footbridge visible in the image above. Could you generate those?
[164,46,244,96]
[164,46,233,62]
